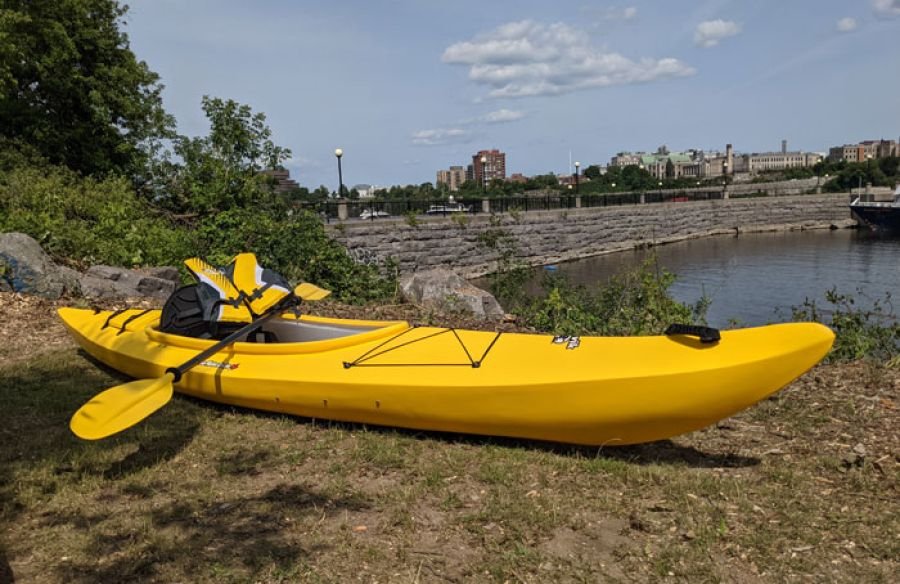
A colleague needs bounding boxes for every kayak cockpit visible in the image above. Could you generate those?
[63,308,411,355]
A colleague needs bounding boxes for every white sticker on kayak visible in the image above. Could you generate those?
[551,335,581,350]
[199,359,240,370]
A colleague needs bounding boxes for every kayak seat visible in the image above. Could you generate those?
[184,253,292,324]
[160,284,246,339]
[227,252,292,317]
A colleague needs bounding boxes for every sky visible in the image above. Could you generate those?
[124,0,900,189]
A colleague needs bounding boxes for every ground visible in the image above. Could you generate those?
[0,292,897,583]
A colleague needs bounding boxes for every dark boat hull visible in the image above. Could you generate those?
[850,204,900,232]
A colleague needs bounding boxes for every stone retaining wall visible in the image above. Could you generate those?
[328,193,855,278]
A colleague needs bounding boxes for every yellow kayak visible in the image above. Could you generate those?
[58,307,834,446]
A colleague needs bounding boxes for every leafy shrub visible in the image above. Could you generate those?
[475,217,529,309]
[195,208,396,303]
[0,164,396,302]
[475,218,708,337]
[0,164,192,267]
[522,256,708,337]
[792,288,899,363]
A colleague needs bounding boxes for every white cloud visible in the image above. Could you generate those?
[836,17,858,32]
[872,0,900,17]
[441,20,693,99]
[582,5,638,23]
[410,128,470,146]
[284,155,321,169]
[480,108,526,123]
[694,19,741,48]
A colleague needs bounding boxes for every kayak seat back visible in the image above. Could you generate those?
[183,253,291,323]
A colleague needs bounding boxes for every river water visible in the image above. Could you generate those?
[519,229,900,327]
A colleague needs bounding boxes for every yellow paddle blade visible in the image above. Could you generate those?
[293,282,331,301]
[70,373,175,440]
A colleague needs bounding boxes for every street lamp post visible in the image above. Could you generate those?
[722,160,729,197]
[574,161,580,195]
[334,148,344,199]
[481,155,488,194]
[638,163,645,204]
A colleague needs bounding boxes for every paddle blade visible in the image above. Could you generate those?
[70,373,175,440]
[294,282,331,301]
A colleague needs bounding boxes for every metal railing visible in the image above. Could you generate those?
[302,189,729,222]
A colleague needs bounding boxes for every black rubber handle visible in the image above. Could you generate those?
[664,324,721,344]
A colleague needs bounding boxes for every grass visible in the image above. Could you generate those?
[0,292,897,582]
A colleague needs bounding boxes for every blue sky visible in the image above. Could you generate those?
[125,0,900,189]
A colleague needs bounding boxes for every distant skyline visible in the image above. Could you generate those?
[125,0,900,188]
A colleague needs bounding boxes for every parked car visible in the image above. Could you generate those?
[425,203,470,215]
[360,209,391,220]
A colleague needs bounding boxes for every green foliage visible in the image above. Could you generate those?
[403,210,420,228]
[0,92,396,303]
[792,288,899,363]
[195,209,395,303]
[146,96,291,215]
[475,216,529,309]
[522,256,707,337]
[0,164,191,267]
[817,157,899,192]
[0,0,174,176]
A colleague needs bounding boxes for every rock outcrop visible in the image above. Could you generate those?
[80,265,178,301]
[1,232,180,300]
[400,268,504,320]
[0,232,80,299]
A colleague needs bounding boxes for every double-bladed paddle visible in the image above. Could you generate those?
[70,282,331,440]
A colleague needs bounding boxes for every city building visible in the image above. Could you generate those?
[729,140,821,173]
[612,146,713,179]
[472,149,506,185]
[612,141,822,178]
[507,173,528,184]
[261,169,299,194]
[828,139,898,162]
[436,165,467,192]
[352,184,377,198]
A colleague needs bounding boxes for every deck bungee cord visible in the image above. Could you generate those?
[343,327,503,369]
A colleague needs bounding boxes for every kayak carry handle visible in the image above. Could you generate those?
[665,324,721,344]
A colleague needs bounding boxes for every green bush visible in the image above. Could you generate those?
[195,208,396,303]
[522,256,708,337]
[0,164,397,303]
[792,288,899,363]
[0,164,192,267]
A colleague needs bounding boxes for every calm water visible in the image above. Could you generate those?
[521,229,900,327]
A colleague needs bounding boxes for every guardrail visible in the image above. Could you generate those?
[302,189,733,222]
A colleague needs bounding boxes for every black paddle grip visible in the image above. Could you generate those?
[664,324,721,344]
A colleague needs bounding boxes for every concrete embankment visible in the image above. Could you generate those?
[328,193,855,278]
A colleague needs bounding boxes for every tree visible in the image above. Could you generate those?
[583,165,602,180]
[0,0,174,176]
[155,96,291,214]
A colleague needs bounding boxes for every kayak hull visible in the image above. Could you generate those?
[59,308,834,445]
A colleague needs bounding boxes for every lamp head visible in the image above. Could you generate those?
[335,148,343,158]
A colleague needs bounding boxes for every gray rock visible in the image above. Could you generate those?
[82,265,175,300]
[142,266,181,284]
[0,232,80,298]
[400,268,504,320]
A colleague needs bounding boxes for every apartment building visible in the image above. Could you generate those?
[828,139,898,162]
[472,149,507,184]
[436,165,467,191]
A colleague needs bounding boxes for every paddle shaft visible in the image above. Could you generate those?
[166,301,293,382]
